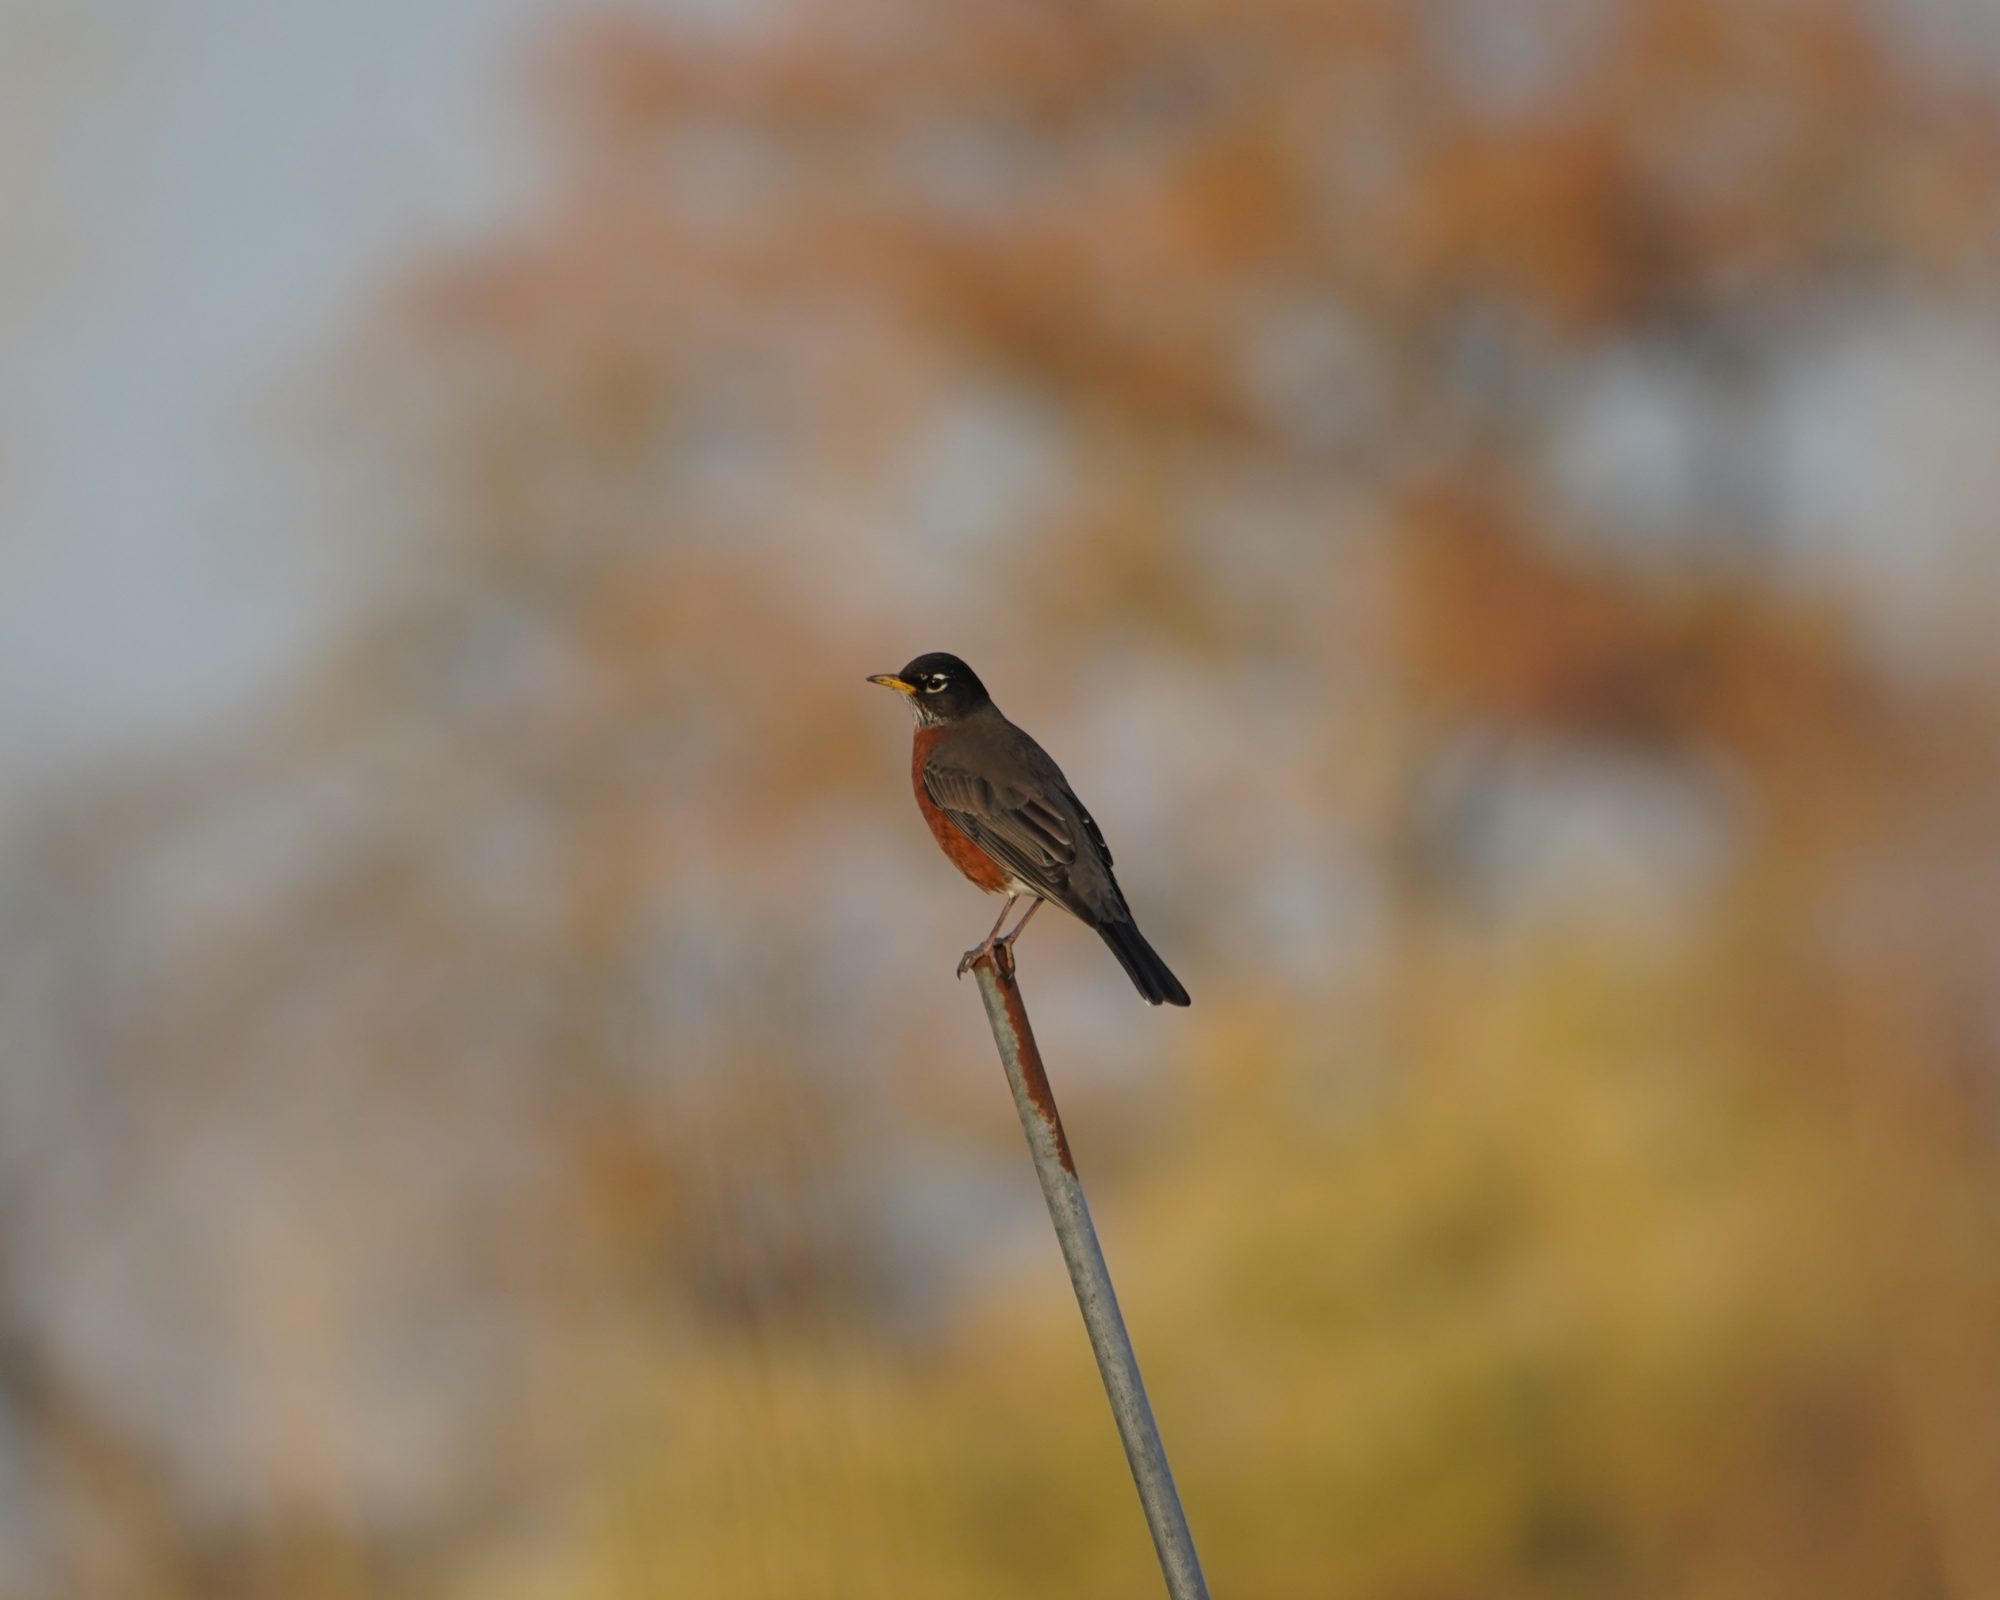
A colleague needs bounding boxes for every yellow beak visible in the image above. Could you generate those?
[868,674,917,695]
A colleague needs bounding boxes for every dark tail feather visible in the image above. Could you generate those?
[1097,918,1191,1007]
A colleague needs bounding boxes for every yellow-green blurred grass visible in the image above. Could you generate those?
[470,940,1997,1600]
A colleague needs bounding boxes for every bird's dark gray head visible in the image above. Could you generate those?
[867,652,992,724]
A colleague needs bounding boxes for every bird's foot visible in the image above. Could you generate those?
[955,939,994,979]
[957,934,1019,982]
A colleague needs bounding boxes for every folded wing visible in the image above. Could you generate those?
[921,759,1127,926]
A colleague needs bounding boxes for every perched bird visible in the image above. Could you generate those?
[868,652,1190,1006]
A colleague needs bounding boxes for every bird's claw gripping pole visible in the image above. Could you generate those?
[966,947,1210,1600]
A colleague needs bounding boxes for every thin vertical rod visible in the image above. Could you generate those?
[968,946,1210,1600]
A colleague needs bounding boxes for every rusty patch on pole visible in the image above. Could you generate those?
[979,944,1074,1174]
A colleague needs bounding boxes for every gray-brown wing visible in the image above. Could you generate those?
[921,755,1126,924]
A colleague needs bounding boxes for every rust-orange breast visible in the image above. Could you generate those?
[912,725,1010,892]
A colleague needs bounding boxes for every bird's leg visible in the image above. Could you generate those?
[998,897,1043,948]
[991,897,1044,982]
[957,894,1019,978]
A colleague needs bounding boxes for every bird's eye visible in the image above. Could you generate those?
[924,673,949,691]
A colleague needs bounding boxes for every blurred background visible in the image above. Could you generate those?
[5,1,2000,1595]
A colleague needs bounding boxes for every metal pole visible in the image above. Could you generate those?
[968,945,1211,1600]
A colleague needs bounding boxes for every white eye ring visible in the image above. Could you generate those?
[924,674,949,691]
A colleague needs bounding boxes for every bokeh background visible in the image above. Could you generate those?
[7,2,2000,1596]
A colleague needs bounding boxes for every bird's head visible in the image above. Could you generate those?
[867,652,991,725]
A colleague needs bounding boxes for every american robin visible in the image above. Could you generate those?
[868,652,1191,1006]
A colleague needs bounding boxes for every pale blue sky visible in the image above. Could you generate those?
[0,0,543,783]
